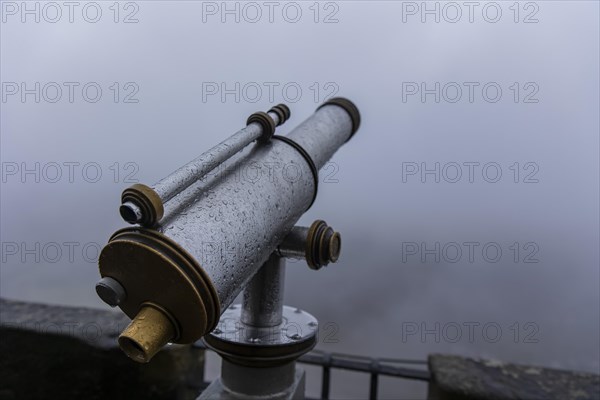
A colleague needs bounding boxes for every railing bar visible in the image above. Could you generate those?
[321,366,331,399]
[369,373,379,400]
[299,354,427,368]
[297,357,430,381]
[309,350,427,365]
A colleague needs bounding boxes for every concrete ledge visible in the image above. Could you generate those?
[3,297,598,400]
[427,354,600,400]
[0,298,205,400]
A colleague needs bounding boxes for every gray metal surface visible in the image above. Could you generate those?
[286,104,353,170]
[209,305,318,347]
[242,255,286,328]
[277,226,309,260]
[155,111,280,203]
[201,254,313,399]
[221,360,297,397]
[154,104,353,311]
[198,363,306,400]
[156,140,311,310]
[120,111,282,225]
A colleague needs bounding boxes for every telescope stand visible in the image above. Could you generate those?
[199,221,341,400]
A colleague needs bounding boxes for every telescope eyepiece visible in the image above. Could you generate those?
[119,202,142,224]
[118,304,177,363]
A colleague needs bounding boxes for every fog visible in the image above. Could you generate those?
[1,1,598,398]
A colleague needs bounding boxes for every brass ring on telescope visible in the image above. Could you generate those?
[317,97,361,141]
[268,104,291,126]
[306,220,324,269]
[247,111,276,143]
[121,184,164,227]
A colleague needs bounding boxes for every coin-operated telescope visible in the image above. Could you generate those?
[96,98,360,399]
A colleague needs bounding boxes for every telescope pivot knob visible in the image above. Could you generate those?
[95,277,126,307]
[306,220,341,269]
[268,103,291,126]
[277,220,341,269]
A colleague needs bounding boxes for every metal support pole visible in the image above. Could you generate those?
[200,254,313,400]
[195,217,346,399]
[241,254,285,327]
[277,227,309,260]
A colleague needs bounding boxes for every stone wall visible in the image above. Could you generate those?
[0,298,205,400]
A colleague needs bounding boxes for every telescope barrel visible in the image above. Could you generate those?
[287,97,359,170]
[120,104,291,226]
[98,98,360,362]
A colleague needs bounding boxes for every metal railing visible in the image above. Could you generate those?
[194,342,430,400]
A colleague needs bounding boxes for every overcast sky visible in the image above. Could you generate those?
[1,1,599,398]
